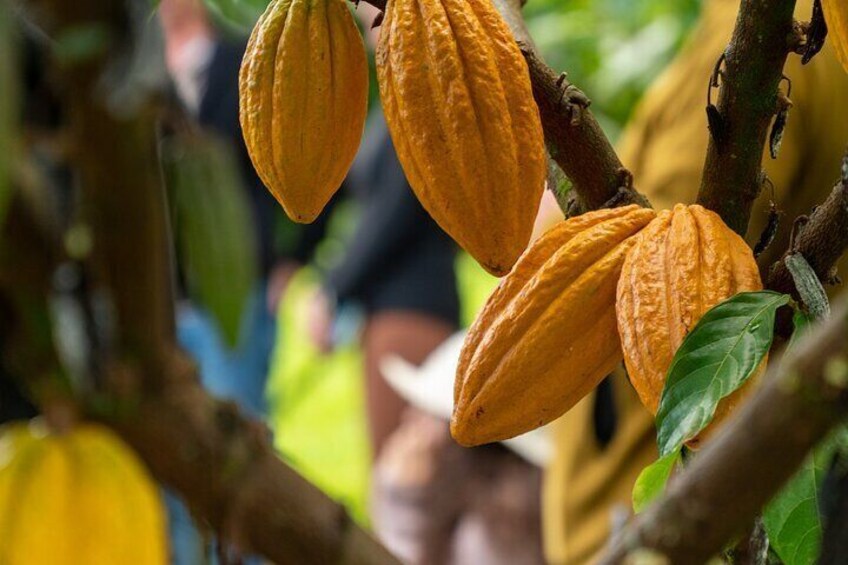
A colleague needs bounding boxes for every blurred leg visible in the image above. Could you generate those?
[361,310,454,459]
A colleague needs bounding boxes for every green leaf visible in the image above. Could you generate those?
[202,0,266,32]
[788,309,813,352]
[632,449,680,513]
[53,24,111,65]
[163,134,259,349]
[763,432,843,565]
[656,291,790,456]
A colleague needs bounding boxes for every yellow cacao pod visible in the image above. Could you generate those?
[823,0,848,73]
[239,0,368,223]
[452,205,657,446]
[376,0,548,276]
[0,421,167,565]
[616,204,764,447]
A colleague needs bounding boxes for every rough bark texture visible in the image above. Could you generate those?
[696,0,799,235]
[768,177,848,297]
[105,360,397,565]
[600,294,848,564]
[492,0,650,212]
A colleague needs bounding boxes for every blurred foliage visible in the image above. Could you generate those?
[204,0,265,34]
[162,134,260,349]
[525,0,701,136]
[267,268,371,524]
[0,0,17,227]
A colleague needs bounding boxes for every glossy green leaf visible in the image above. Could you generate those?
[657,291,790,456]
[163,134,259,349]
[763,430,845,565]
[632,449,680,513]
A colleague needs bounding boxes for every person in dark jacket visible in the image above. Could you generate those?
[308,107,461,458]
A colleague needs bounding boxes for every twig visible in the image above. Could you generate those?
[600,293,848,564]
[768,176,848,296]
[696,0,800,235]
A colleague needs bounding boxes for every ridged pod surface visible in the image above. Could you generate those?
[616,204,764,446]
[452,205,657,446]
[823,0,848,72]
[239,0,368,223]
[0,422,167,565]
[376,0,547,276]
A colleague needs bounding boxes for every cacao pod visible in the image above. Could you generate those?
[376,0,547,276]
[239,0,368,223]
[823,0,848,72]
[0,421,168,565]
[616,204,763,447]
[452,205,657,446]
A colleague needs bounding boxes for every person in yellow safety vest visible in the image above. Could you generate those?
[542,0,848,563]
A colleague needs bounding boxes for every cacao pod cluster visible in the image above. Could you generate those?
[453,204,763,448]
[0,422,168,565]
[239,0,547,275]
[823,0,848,73]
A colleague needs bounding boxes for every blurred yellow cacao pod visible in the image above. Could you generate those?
[452,205,656,446]
[823,0,848,72]
[0,421,167,565]
[376,0,548,276]
[616,204,764,447]
[239,0,368,222]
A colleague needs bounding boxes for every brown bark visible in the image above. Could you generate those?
[491,0,649,212]
[768,173,848,297]
[105,356,397,565]
[696,0,799,235]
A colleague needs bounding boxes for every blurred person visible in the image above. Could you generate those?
[542,1,848,563]
[306,102,461,457]
[159,0,324,561]
[372,408,545,565]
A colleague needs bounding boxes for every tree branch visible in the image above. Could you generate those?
[102,355,398,565]
[491,0,649,212]
[600,293,848,564]
[768,166,848,297]
[696,0,800,235]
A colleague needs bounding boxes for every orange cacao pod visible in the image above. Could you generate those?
[376,0,547,276]
[239,0,368,223]
[452,205,657,446]
[616,204,763,446]
[823,0,848,73]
